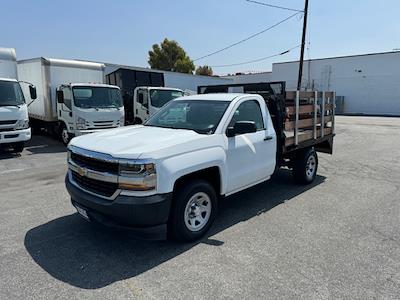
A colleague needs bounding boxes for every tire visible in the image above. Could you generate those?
[59,123,72,145]
[134,117,143,124]
[169,179,218,242]
[293,147,318,184]
[12,142,24,153]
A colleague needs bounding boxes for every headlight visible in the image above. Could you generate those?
[118,161,156,191]
[15,119,29,130]
[76,117,86,130]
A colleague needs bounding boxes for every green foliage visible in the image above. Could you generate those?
[195,65,213,76]
[148,39,195,74]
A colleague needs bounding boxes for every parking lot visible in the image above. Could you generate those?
[1,116,399,299]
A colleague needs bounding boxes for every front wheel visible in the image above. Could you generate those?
[59,123,72,145]
[12,142,24,153]
[293,148,318,184]
[169,180,217,242]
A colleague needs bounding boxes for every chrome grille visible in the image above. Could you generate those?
[70,151,119,174]
[0,120,17,125]
[71,171,118,198]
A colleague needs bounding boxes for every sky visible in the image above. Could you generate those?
[2,0,399,75]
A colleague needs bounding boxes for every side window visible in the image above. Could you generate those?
[62,87,72,110]
[137,89,149,109]
[229,100,264,130]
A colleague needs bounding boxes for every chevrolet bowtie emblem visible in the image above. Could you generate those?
[77,166,88,177]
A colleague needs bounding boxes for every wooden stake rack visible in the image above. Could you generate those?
[284,91,336,149]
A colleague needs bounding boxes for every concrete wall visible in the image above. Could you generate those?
[271,52,400,116]
[222,72,272,84]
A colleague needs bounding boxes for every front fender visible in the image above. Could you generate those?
[157,147,227,195]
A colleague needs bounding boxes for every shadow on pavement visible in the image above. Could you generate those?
[24,170,325,289]
[24,134,66,154]
[0,151,21,160]
[0,134,65,159]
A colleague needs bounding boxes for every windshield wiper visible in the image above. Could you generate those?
[144,124,201,134]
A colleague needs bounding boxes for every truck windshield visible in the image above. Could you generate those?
[73,87,123,108]
[0,80,25,106]
[145,100,230,134]
[149,89,184,108]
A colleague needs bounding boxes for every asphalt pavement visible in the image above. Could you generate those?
[1,116,399,299]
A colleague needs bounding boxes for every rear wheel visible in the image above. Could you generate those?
[169,180,217,242]
[293,148,318,184]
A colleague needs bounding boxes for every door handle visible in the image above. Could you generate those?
[264,135,273,141]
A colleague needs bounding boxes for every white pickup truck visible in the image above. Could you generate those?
[65,89,335,241]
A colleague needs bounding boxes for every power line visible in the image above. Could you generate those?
[208,45,301,68]
[193,11,302,62]
[245,0,304,12]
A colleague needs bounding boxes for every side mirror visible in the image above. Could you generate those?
[56,90,64,104]
[29,85,37,100]
[138,93,144,104]
[226,121,257,137]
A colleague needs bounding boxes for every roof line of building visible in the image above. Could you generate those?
[274,50,400,65]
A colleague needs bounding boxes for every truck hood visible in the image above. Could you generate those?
[0,104,28,121]
[70,125,210,159]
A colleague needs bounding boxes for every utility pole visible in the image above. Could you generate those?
[297,0,309,91]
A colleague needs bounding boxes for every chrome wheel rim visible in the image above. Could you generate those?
[306,155,316,179]
[184,192,212,232]
[62,128,69,144]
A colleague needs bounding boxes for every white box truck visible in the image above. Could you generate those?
[0,47,37,153]
[133,86,184,124]
[17,58,124,145]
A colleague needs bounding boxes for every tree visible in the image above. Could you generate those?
[195,65,213,76]
[148,39,195,74]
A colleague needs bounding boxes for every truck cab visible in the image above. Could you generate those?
[133,87,184,124]
[0,78,37,153]
[56,83,124,145]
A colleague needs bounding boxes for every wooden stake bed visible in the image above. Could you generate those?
[283,90,335,153]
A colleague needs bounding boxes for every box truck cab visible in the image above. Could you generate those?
[17,58,124,145]
[0,78,37,152]
[56,83,124,145]
[133,87,184,124]
[0,48,37,153]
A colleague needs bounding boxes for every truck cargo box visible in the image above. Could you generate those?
[0,48,17,79]
[17,58,105,122]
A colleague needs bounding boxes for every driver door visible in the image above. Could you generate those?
[136,89,149,122]
[57,86,74,129]
[224,99,276,194]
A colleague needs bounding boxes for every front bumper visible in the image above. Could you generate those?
[0,128,31,144]
[65,174,172,240]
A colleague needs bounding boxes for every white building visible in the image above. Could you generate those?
[222,72,272,84]
[273,51,400,116]
[225,51,400,116]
